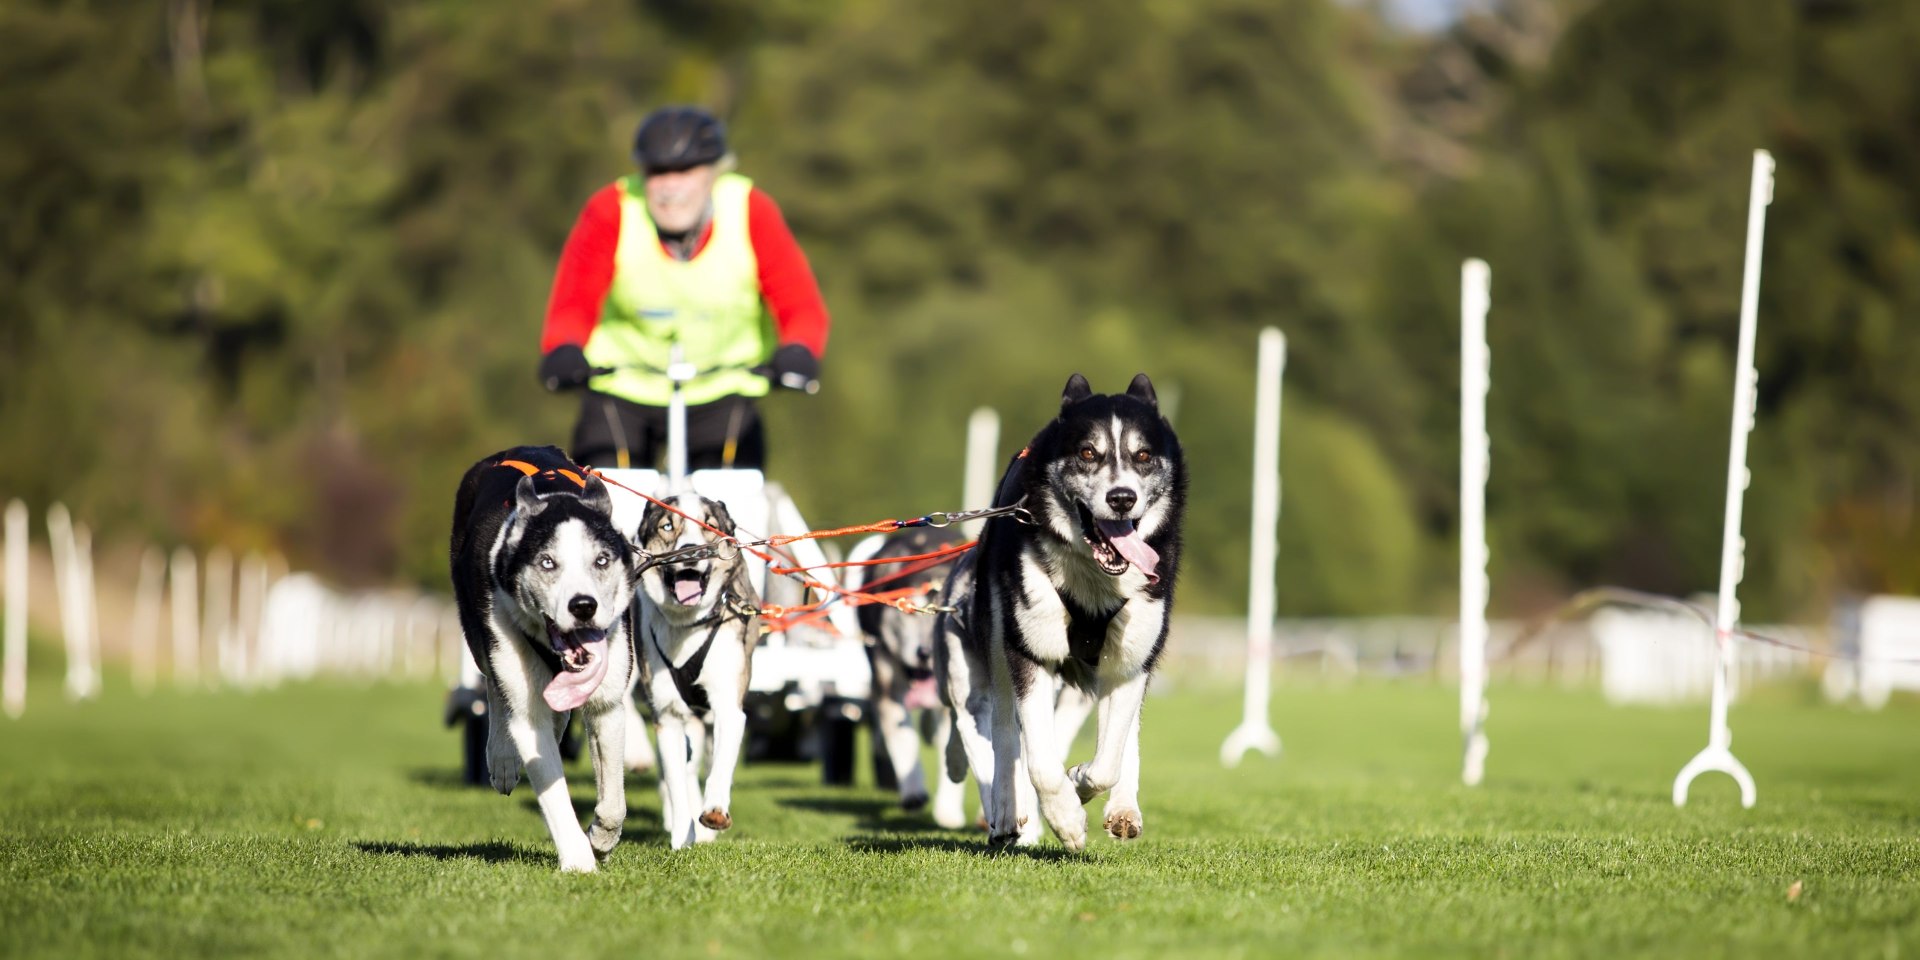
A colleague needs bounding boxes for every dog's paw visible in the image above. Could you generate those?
[698,808,732,831]
[1015,814,1043,847]
[901,790,929,813]
[984,810,1022,848]
[589,817,623,859]
[1067,763,1105,804]
[1104,806,1143,841]
[557,845,598,874]
[668,823,695,851]
[932,796,967,830]
[1041,792,1088,852]
[487,751,522,796]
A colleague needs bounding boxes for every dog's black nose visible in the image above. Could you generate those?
[1106,488,1137,515]
[568,595,598,621]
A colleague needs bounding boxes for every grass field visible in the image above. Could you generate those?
[2,671,1916,959]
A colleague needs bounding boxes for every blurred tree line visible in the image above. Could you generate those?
[2,0,1915,619]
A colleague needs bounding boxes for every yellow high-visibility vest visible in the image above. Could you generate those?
[586,172,774,406]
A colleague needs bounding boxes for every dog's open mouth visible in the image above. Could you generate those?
[1076,502,1162,583]
[669,567,709,606]
[541,618,611,712]
[904,674,940,711]
[545,619,606,672]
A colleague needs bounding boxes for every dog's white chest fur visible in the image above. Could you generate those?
[1016,541,1162,675]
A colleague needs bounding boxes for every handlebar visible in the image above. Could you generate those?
[588,362,819,395]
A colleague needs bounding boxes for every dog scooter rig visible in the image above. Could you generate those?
[580,347,874,784]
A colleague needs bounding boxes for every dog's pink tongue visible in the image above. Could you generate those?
[904,677,940,711]
[543,638,610,711]
[674,579,704,605]
[1095,519,1161,582]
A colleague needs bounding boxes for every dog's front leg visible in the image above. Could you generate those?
[513,702,598,873]
[985,644,1023,848]
[929,707,968,829]
[698,702,746,834]
[1053,683,1097,765]
[483,681,522,795]
[1014,671,1087,852]
[1100,708,1144,840]
[655,713,698,850]
[622,681,657,773]
[955,691,999,831]
[1013,752,1041,847]
[583,698,627,861]
[873,692,930,811]
[1067,671,1148,808]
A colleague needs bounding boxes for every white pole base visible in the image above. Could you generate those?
[1672,744,1756,808]
[1461,695,1490,786]
[1462,729,1489,786]
[1219,722,1281,768]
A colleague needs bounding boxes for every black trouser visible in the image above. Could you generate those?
[570,391,766,470]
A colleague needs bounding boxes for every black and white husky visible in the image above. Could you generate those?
[449,445,637,872]
[941,374,1185,851]
[857,527,969,826]
[632,494,761,850]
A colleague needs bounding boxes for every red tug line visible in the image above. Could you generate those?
[587,469,974,635]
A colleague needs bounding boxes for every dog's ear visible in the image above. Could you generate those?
[1125,373,1157,407]
[1061,373,1093,410]
[513,475,547,517]
[706,498,737,536]
[578,472,613,516]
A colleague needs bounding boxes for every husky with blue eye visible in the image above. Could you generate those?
[631,494,761,850]
[449,445,637,872]
[942,374,1186,851]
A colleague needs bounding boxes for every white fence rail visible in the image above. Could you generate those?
[1176,612,1820,701]
[1,498,460,715]
[1,497,1908,719]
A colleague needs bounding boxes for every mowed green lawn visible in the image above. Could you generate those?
[1,671,1916,959]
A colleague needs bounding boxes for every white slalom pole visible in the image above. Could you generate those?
[47,504,94,701]
[666,343,692,491]
[205,546,233,687]
[1674,149,1773,809]
[235,552,268,687]
[131,546,165,693]
[1221,327,1286,767]
[72,522,100,700]
[4,499,27,718]
[962,407,1000,539]
[1460,259,1492,786]
[171,547,200,687]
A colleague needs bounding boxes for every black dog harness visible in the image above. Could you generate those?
[650,592,750,717]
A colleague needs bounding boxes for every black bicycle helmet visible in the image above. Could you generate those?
[631,106,727,172]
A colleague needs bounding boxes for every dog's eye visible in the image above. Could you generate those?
[594,554,611,569]
[1134,449,1152,463]
[1079,447,1097,462]
[538,556,556,571]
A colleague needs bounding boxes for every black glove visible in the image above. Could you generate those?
[539,345,594,392]
[762,343,820,393]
